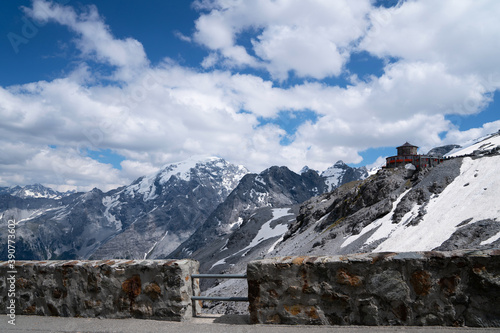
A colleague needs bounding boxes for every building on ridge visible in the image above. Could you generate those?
[385,142,444,169]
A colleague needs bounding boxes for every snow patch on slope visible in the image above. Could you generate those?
[126,173,159,201]
[481,231,500,246]
[240,208,293,256]
[102,195,122,231]
[210,208,295,270]
[144,231,169,259]
[210,257,227,270]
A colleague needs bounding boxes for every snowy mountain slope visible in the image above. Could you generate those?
[184,205,299,311]
[267,154,500,259]
[0,157,248,260]
[370,155,500,252]
[446,131,500,157]
[92,157,247,260]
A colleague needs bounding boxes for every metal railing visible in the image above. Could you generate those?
[191,273,249,302]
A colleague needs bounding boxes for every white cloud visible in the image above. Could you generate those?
[359,0,500,84]
[120,160,160,182]
[192,0,372,80]
[174,30,192,43]
[442,120,500,146]
[0,143,126,192]
[194,10,235,50]
[0,0,499,191]
[253,25,347,80]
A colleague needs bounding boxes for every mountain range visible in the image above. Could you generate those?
[0,183,75,199]
[0,155,367,261]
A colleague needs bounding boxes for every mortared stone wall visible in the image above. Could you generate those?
[247,249,500,326]
[0,259,200,321]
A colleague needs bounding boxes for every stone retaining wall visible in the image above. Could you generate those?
[247,249,500,326]
[0,259,200,321]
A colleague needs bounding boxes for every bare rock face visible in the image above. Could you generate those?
[389,158,462,226]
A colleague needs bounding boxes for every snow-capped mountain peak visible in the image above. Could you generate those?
[158,155,221,183]
[334,160,346,167]
[126,156,249,201]
[300,166,312,174]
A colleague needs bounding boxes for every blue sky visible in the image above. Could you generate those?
[0,0,499,191]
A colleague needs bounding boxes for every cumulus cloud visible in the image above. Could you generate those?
[0,143,126,192]
[0,0,499,191]
[193,0,372,80]
[359,0,500,86]
[442,120,500,146]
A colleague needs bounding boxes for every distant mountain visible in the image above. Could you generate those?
[168,162,372,280]
[0,157,248,260]
[320,160,369,191]
[0,183,72,199]
[0,154,393,263]
[168,166,327,263]
[427,144,461,157]
[93,156,249,260]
